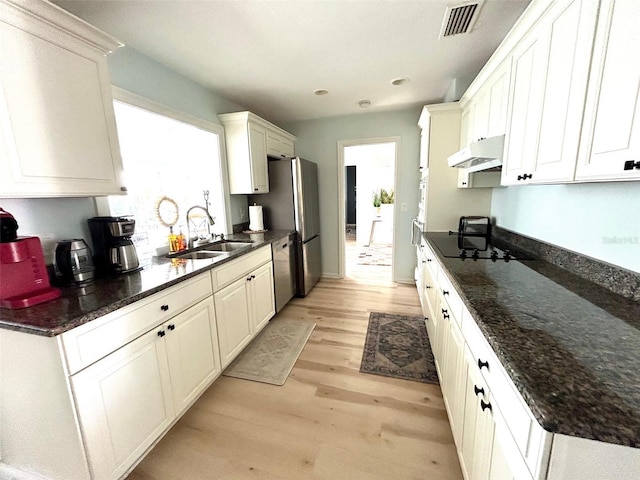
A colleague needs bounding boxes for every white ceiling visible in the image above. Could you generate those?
[53,0,530,125]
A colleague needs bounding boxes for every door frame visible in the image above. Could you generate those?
[337,137,401,280]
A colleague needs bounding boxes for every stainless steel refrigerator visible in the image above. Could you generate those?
[249,157,321,297]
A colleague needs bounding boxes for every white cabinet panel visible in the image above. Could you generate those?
[249,262,275,333]
[0,0,124,197]
[214,277,253,368]
[487,60,512,138]
[165,297,221,415]
[71,328,174,480]
[534,0,598,183]
[575,0,640,181]
[443,313,466,448]
[266,129,295,158]
[248,122,268,192]
[502,25,548,184]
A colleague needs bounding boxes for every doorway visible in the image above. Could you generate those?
[338,139,398,283]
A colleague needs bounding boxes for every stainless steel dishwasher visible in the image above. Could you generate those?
[272,233,296,312]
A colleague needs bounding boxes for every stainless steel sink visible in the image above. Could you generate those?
[168,240,253,260]
[205,241,253,252]
[175,250,229,260]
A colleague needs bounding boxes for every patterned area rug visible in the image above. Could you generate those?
[223,319,315,386]
[357,244,392,266]
[360,312,438,384]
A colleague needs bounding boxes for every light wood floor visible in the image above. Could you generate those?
[127,277,463,480]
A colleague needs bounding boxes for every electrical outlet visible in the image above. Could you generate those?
[240,208,247,220]
[401,202,408,212]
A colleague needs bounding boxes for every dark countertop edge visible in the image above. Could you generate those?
[0,230,295,337]
[421,231,639,447]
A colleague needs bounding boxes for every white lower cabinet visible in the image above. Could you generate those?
[215,276,254,368]
[0,248,279,480]
[250,262,276,332]
[164,298,221,415]
[213,245,275,368]
[440,300,466,448]
[421,256,545,480]
[71,328,175,480]
[459,345,519,480]
[71,297,220,480]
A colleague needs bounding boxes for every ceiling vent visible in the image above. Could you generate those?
[439,0,485,38]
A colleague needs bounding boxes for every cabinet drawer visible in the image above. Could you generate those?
[437,268,463,326]
[211,245,271,291]
[61,273,212,375]
[422,239,439,280]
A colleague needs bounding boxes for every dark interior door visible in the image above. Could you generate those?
[346,166,356,225]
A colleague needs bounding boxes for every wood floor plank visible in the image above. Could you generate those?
[128,277,463,479]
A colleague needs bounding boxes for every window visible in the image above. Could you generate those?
[104,93,228,258]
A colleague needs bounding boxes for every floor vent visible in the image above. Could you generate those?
[440,0,485,38]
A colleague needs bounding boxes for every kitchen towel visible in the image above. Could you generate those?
[249,205,264,231]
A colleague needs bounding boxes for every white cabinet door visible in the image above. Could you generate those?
[534,0,599,183]
[249,262,275,334]
[214,277,253,368]
[502,10,554,185]
[460,347,483,479]
[575,0,640,181]
[266,129,295,158]
[71,328,175,480]
[0,3,125,197]
[431,293,445,378]
[443,315,466,449]
[503,0,599,185]
[280,137,295,157]
[460,104,472,150]
[486,60,512,138]
[488,430,515,480]
[164,297,221,415]
[248,122,268,193]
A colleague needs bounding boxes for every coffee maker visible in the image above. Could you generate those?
[0,208,61,309]
[88,216,140,274]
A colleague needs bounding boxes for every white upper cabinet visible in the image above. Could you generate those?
[0,0,126,197]
[575,0,640,181]
[502,0,599,185]
[486,60,512,139]
[266,129,295,158]
[219,111,296,194]
[460,59,512,148]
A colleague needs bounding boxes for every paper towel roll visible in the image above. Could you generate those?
[249,205,264,231]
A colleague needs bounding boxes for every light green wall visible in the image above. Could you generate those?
[491,182,640,273]
[108,47,243,125]
[285,108,422,282]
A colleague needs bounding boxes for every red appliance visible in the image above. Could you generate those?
[0,208,61,309]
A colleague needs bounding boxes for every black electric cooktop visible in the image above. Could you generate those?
[429,233,532,262]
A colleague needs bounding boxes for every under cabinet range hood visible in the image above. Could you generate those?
[447,135,505,172]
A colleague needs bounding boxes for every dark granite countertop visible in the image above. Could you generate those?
[424,232,640,448]
[0,230,294,337]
